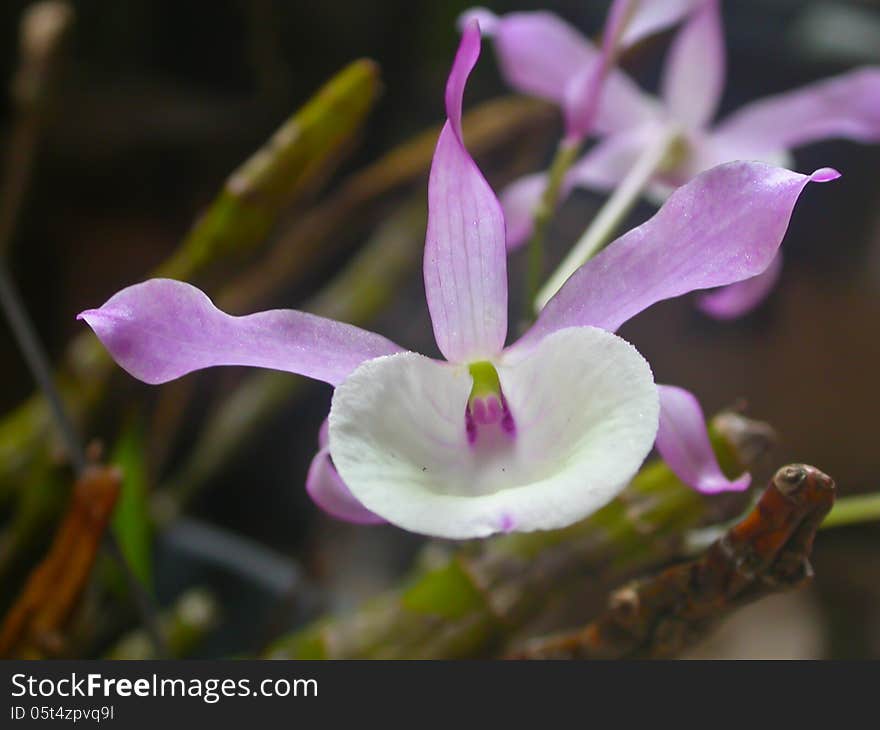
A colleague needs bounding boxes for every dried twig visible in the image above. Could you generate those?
[509,464,836,659]
[0,465,119,658]
[0,1,73,258]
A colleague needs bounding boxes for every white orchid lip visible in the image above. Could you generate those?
[328,327,659,539]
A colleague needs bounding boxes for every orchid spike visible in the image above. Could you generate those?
[499,1,874,315]
[80,23,834,538]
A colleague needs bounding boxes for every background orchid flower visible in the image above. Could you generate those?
[459,2,703,142]
[497,0,880,316]
[79,22,834,539]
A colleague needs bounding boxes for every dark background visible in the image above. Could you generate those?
[2,0,880,657]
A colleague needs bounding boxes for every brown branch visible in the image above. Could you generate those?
[0,465,120,659]
[509,464,836,659]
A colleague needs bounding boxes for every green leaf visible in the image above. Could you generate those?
[110,416,153,592]
[156,58,382,281]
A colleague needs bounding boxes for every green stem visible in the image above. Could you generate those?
[535,125,679,312]
[524,139,581,321]
[0,264,85,473]
[821,493,880,530]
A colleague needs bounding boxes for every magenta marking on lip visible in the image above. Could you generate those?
[500,394,516,436]
[466,392,516,445]
[465,407,477,445]
[472,397,487,424]
[486,395,502,423]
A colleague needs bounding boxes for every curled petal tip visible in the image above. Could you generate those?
[655,385,752,496]
[458,7,498,35]
[810,167,841,183]
[445,18,482,140]
[697,471,752,495]
[729,472,752,492]
[76,308,104,322]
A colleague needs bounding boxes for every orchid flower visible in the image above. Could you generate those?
[460,2,704,142]
[485,1,880,317]
[78,23,834,538]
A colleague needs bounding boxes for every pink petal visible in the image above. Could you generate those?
[306,445,386,525]
[462,10,592,106]
[661,0,725,129]
[307,418,384,525]
[78,278,402,386]
[714,68,880,154]
[567,125,652,191]
[655,384,750,494]
[460,8,658,135]
[499,172,547,251]
[621,0,708,47]
[563,0,635,140]
[515,163,838,349]
[696,250,784,320]
[424,21,508,363]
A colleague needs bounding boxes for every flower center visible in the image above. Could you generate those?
[466,361,515,444]
[658,127,690,173]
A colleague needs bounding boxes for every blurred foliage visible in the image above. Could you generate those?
[110,416,153,591]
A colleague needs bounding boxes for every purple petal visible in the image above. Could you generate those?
[306,445,386,525]
[499,173,547,251]
[424,21,508,363]
[458,7,499,35]
[655,384,750,494]
[714,68,880,154]
[78,278,402,386]
[621,0,707,47]
[462,10,591,106]
[661,0,725,129]
[563,0,634,140]
[515,163,838,349]
[460,9,658,135]
[696,250,784,320]
[567,126,652,191]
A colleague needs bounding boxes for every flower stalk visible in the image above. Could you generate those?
[821,492,880,530]
[536,125,680,310]
[524,138,581,320]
